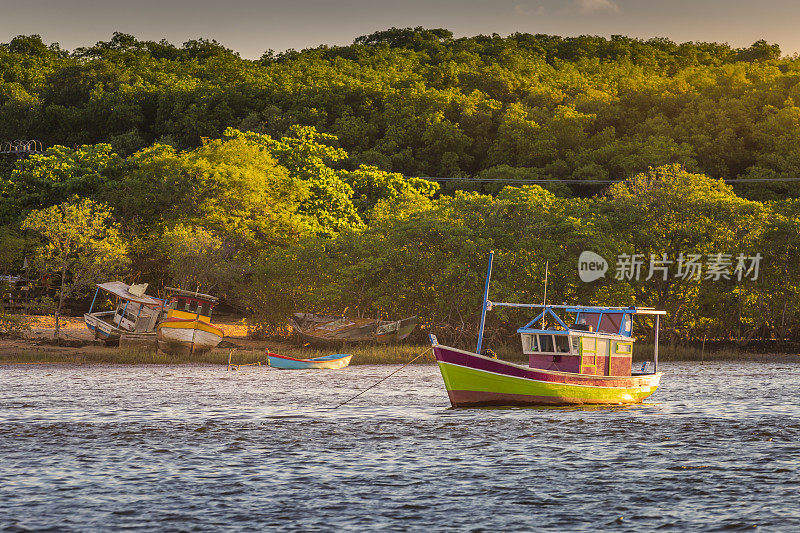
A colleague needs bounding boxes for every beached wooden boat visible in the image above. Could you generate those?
[291,312,417,345]
[266,350,353,369]
[156,287,224,356]
[84,282,165,344]
[432,252,664,407]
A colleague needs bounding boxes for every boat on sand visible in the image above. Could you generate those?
[432,252,664,407]
[266,349,353,369]
[84,282,164,345]
[156,287,224,356]
[291,312,417,345]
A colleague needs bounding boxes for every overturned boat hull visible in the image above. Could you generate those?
[434,344,661,407]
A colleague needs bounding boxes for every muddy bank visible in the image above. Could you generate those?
[0,315,435,365]
[3,315,799,365]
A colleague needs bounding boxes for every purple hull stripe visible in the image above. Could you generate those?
[434,345,651,388]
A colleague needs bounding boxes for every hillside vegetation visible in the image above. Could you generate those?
[2,29,800,346]
[1,28,797,196]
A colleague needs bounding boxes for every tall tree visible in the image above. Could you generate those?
[21,198,128,339]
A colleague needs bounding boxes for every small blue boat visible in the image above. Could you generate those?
[266,350,353,369]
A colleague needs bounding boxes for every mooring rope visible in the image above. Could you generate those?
[329,347,433,409]
[227,348,264,371]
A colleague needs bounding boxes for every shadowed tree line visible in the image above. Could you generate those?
[1,128,799,346]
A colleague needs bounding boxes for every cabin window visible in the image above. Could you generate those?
[538,334,554,353]
[571,336,580,354]
[188,300,198,313]
[573,314,594,332]
[522,334,538,353]
[615,342,632,354]
[200,302,210,316]
[554,335,570,353]
[598,313,622,334]
[581,313,601,332]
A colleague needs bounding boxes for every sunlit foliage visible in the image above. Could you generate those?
[4,30,800,345]
[2,29,799,196]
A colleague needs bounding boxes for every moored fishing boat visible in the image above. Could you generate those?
[291,312,417,345]
[432,252,664,407]
[84,282,165,344]
[156,287,223,356]
[266,349,353,369]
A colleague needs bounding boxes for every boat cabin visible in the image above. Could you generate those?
[86,282,165,334]
[472,252,664,379]
[163,287,218,323]
[517,306,660,376]
[517,306,646,377]
[477,298,664,378]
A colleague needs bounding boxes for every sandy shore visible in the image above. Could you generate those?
[0,314,434,365]
[23,314,252,340]
[1,315,276,362]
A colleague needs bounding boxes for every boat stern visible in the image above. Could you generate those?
[156,319,224,356]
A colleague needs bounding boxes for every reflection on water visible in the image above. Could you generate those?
[1,362,799,531]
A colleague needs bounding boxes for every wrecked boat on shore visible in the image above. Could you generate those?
[84,282,164,346]
[291,312,417,346]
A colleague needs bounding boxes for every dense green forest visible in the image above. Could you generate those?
[2,29,800,346]
[0,28,797,196]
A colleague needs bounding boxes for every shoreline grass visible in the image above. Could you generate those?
[2,340,798,365]
[632,343,800,362]
[263,343,437,365]
[0,343,439,365]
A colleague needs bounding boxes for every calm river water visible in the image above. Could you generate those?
[1,361,799,531]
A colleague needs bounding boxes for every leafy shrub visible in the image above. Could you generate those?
[0,312,30,339]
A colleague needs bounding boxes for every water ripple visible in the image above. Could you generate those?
[1,362,800,531]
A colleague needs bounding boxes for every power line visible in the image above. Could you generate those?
[411,176,800,185]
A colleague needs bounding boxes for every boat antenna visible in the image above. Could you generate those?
[541,261,549,330]
[476,251,494,355]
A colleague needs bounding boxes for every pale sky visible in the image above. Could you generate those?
[1,0,798,58]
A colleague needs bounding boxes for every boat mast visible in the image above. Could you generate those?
[476,251,494,355]
[541,261,548,330]
[654,314,660,373]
